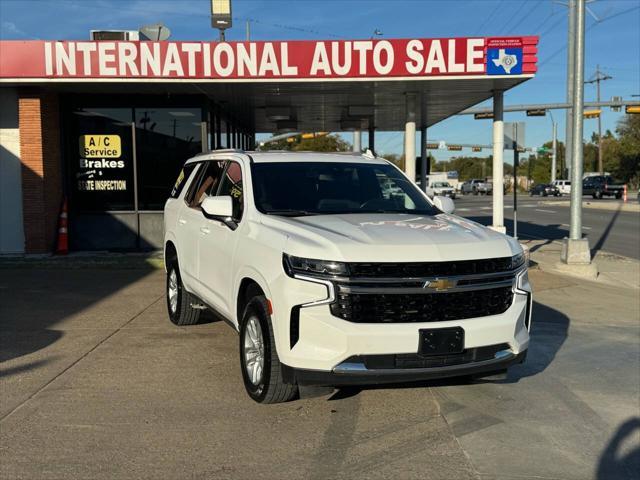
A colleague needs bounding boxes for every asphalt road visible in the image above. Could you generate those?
[454,194,640,260]
[2,267,639,480]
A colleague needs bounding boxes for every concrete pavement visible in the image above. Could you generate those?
[1,261,639,480]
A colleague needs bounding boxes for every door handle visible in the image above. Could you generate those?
[200,226,210,234]
[178,219,187,225]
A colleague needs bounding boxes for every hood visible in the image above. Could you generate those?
[260,213,519,262]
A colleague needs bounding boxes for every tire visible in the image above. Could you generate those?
[615,192,622,199]
[239,295,298,404]
[473,188,478,196]
[166,261,201,326]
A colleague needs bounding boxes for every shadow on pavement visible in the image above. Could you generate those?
[329,300,569,399]
[597,417,640,480]
[590,205,622,258]
[0,267,156,376]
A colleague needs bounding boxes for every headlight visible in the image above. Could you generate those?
[283,254,349,277]
[511,251,526,270]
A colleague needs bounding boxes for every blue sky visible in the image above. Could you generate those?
[1,0,638,161]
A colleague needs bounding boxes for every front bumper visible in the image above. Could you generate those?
[271,268,532,374]
[282,349,527,386]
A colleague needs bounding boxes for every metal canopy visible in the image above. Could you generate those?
[34,75,531,133]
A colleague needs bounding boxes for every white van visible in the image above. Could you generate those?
[553,180,571,195]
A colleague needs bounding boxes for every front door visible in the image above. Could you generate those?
[198,160,245,321]
[176,160,226,295]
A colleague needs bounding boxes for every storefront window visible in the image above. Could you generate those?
[135,108,203,210]
[69,108,135,211]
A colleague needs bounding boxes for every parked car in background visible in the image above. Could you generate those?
[552,180,571,195]
[582,175,625,199]
[529,184,560,197]
[427,181,456,199]
[461,179,492,195]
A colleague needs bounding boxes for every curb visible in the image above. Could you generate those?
[541,200,640,213]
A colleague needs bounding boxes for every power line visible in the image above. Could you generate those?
[474,0,505,36]
[508,0,544,34]
[502,1,531,33]
[539,5,640,67]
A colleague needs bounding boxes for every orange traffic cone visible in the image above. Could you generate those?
[55,198,68,255]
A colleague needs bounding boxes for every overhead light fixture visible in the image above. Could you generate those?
[276,120,298,132]
[266,107,292,121]
[348,106,374,117]
[211,0,232,41]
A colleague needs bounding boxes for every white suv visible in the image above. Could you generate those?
[164,150,532,403]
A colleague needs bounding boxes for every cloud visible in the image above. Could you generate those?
[1,21,27,38]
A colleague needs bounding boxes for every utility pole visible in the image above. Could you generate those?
[585,65,612,174]
[565,0,576,180]
[562,0,596,276]
[552,121,558,183]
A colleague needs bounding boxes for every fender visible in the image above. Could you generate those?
[233,265,274,326]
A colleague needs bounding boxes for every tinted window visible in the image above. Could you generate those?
[185,161,226,208]
[170,164,196,199]
[218,161,244,221]
[251,162,439,216]
[135,108,202,210]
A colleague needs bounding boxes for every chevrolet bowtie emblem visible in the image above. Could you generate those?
[424,279,457,291]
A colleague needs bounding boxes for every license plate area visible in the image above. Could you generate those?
[419,327,464,356]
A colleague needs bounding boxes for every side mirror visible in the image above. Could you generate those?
[433,195,455,214]
[201,196,237,229]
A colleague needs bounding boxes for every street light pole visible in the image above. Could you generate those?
[565,0,576,180]
[561,0,596,275]
[552,121,558,183]
[570,0,585,242]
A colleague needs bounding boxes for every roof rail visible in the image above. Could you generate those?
[192,148,246,157]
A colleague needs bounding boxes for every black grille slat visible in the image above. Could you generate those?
[348,257,512,278]
[330,287,513,323]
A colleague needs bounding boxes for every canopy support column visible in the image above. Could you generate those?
[353,130,361,152]
[404,92,417,182]
[491,90,506,234]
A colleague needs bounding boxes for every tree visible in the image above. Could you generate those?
[260,133,351,152]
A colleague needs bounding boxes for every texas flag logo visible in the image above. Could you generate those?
[487,48,523,75]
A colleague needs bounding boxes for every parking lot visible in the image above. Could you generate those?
[2,263,638,480]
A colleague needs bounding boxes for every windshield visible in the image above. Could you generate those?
[251,161,439,216]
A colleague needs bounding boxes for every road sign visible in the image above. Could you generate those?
[504,122,525,150]
[611,96,622,112]
[537,147,550,154]
[474,112,494,120]
[438,140,447,150]
[526,109,546,116]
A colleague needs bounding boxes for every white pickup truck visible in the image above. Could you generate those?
[461,179,492,195]
[164,150,531,403]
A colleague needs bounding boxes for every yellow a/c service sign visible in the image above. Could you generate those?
[79,135,121,158]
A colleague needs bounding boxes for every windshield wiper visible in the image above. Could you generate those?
[265,209,319,217]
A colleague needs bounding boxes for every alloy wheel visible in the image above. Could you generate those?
[244,316,265,385]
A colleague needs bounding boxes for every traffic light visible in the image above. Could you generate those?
[447,145,462,151]
[474,112,494,120]
[526,109,546,116]
[472,146,482,152]
[626,106,640,114]
[426,143,439,149]
[583,109,601,119]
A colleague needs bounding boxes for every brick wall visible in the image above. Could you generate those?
[19,91,62,253]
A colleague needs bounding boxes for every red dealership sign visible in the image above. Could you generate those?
[0,37,537,81]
